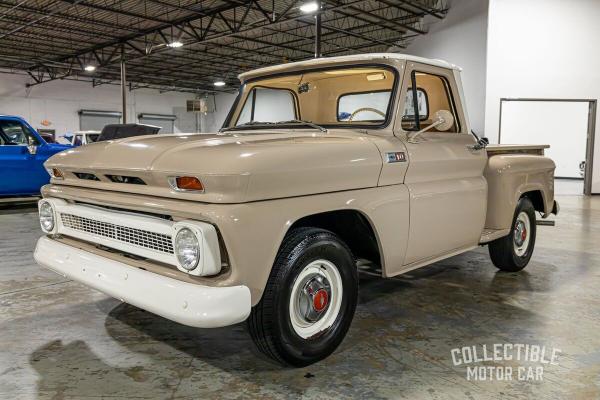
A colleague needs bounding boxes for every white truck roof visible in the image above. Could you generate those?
[239,53,461,81]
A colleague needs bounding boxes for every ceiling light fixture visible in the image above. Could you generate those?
[213,81,226,87]
[84,65,96,72]
[300,1,319,13]
[167,41,184,48]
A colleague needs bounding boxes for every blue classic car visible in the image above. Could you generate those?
[0,116,71,197]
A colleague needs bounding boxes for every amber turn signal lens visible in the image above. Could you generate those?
[52,168,64,179]
[176,176,203,191]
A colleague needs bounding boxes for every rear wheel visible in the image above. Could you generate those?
[247,228,358,367]
[489,197,537,272]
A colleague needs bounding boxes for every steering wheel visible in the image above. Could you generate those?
[348,107,386,121]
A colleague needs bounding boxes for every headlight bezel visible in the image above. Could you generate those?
[171,221,222,277]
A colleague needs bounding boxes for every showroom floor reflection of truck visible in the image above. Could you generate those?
[33,53,559,367]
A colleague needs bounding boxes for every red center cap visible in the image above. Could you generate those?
[521,227,527,241]
[313,289,329,312]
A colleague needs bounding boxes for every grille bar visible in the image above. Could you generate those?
[60,213,174,254]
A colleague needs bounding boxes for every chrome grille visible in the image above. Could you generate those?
[60,213,174,254]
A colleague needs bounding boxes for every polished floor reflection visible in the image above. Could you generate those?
[1,194,599,399]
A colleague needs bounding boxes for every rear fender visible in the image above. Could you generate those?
[484,154,555,230]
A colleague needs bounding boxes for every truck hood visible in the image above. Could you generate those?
[45,131,383,203]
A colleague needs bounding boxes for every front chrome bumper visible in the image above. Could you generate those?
[34,236,251,328]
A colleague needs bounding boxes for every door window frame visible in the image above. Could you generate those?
[396,63,468,136]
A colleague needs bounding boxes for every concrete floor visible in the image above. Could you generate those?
[1,193,600,399]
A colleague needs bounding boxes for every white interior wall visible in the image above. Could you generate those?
[404,0,489,135]
[0,72,197,138]
[500,101,588,179]
[485,0,600,193]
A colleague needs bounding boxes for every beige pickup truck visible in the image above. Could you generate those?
[35,54,558,367]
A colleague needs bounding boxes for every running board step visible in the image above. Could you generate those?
[537,219,555,226]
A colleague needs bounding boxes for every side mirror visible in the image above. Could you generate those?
[480,137,489,145]
[27,144,38,155]
[408,110,455,142]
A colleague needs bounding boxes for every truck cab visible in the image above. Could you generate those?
[0,116,71,196]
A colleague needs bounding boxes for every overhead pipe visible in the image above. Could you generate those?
[120,45,127,124]
[315,0,322,58]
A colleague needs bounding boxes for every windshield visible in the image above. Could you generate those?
[225,66,396,130]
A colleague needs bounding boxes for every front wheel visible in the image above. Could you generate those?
[247,228,358,367]
[489,197,537,272]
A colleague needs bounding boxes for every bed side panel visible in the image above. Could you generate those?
[484,154,555,230]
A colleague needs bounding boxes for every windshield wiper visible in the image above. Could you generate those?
[219,121,274,133]
[275,119,327,132]
[219,119,327,133]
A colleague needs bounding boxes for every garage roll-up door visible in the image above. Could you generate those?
[79,110,122,131]
[138,113,176,133]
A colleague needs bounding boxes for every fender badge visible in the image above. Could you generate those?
[386,152,406,163]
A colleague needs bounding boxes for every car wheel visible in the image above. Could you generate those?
[247,227,358,367]
[489,197,537,272]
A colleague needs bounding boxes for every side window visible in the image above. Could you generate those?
[0,120,39,145]
[338,91,391,122]
[74,135,83,146]
[236,87,297,125]
[403,71,459,133]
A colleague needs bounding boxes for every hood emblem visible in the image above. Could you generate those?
[386,152,406,163]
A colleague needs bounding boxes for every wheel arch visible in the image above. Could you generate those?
[286,209,384,269]
[520,189,546,214]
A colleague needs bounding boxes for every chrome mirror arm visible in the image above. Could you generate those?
[407,120,442,143]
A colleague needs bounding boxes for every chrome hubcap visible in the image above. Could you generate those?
[513,212,531,257]
[298,274,331,323]
[514,221,527,247]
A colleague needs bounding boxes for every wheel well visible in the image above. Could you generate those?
[521,190,545,213]
[289,210,381,267]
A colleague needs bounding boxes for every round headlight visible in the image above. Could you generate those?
[39,201,55,232]
[174,228,200,271]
